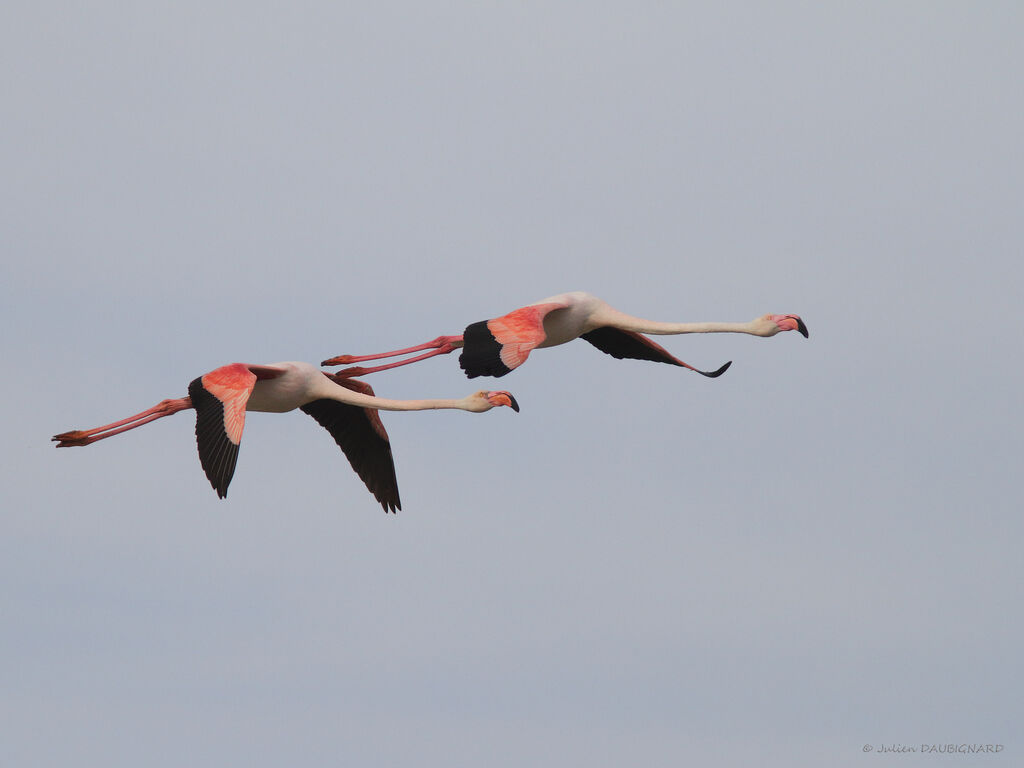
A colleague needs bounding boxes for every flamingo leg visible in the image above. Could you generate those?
[321,335,462,367]
[53,397,192,447]
[333,343,460,378]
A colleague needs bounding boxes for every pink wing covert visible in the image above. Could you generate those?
[487,302,569,371]
[199,363,257,445]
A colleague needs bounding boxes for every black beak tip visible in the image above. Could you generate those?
[796,317,809,338]
[508,394,521,413]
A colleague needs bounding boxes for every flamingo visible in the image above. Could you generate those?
[52,361,520,512]
[322,291,808,379]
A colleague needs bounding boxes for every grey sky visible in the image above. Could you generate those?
[3,2,1021,766]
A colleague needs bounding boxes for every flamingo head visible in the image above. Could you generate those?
[759,314,809,338]
[468,390,521,412]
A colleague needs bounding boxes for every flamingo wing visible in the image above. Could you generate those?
[580,327,732,377]
[300,376,401,513]
[459,301,570,378]
[188,363,259,498]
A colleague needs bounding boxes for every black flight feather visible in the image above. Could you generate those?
[188,376,241,498]
[580,327,731,378]
[300,398,401,513]
[458,319,512,379]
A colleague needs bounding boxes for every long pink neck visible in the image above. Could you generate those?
[312,377,475,412]
[335,394,473,412]
[598,309,763,337]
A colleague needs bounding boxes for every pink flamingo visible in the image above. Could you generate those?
[322,291,808,379]
[53,361,519,511]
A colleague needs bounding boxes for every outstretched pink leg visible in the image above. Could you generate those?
[53,397,192,447]
[322,335,463,377]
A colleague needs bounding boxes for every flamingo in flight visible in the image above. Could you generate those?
[322,291,808,379]
[52,361,519,512]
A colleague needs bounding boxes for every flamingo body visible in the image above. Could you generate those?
[54,361,519,511]
[323,291,806,379]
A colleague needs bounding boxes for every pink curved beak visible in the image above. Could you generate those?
[773,315,809,337]
[488,391,520,412]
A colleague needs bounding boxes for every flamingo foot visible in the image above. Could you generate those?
[321,354,355,366]
[52,430,94,447]
[335,366,371,378]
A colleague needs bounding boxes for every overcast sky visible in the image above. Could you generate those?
[3,2,1021,766]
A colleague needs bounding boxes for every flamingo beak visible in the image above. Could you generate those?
[489,391,520,412]
[774,315,809,338]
